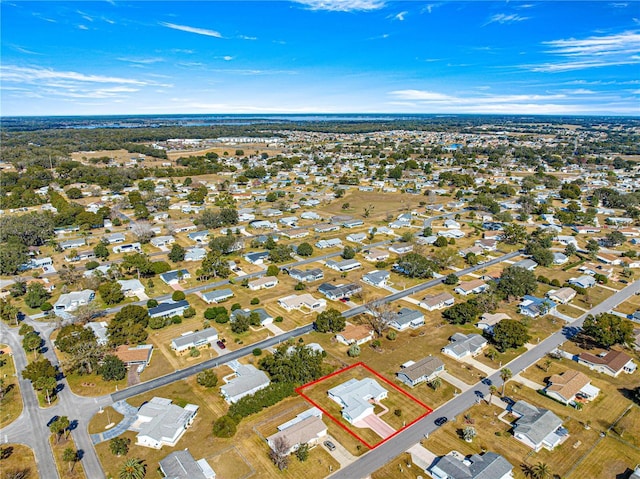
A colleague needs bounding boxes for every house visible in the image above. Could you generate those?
[267,415,327,455]
[288,268,324,283]
[104,232,126,244]
[113,242,142,254]
[59,238,86,250]
[314,224,340,234]
[277,294,326,313]
[65,250,95,262]
[429,452,514,479]
[318,283,362,301]
[362,270,390,288]
[546,287,577,304]
[244,251,270,265]
[149,300,190,319]
[555,235,578,247]
[454,279,488,296]
[544,370,600,405]
[572,226,600,234]
[171,328,218,355]
[596,252,622,266]
[325,259,361,272]
[220,363,270,404]
[187,230,209,243]
[419,292,455,311]
[279,216,298,227]
[519,296,557,318]
[281,228,309,239]
[113,344,154,370]
[475,238,498,251]
[85,321,108,346]
[444,219,460,229]
[553,252,569,265]
[151,236,175,248]
[512,259,538,271]
[301,211,321,220]
[248,276,278,291]
[328,378,387,424]
[476,313,510,334]
[53,289,95,313]
[346,233,367,244]
[364,248,389,262]
[117,279,146,298]
[201,289,234,304]
[231,308,273,326]
[133,397,199,449]
[396,356,445,387]
[389,242,413,255]
[438,229,465,239]
[343,219,364,228]
[335,323,374,346]
[159,450,216,479]
[389,219,411,229]
[442,333,487,360]
[185,248,206,262]
[159,269,191,285]
[249,220,277,230]
[568,275,596,289]
[577,350,637,377]
[316,238,343,249]
[511,400,568,451]
[389,308,425,331]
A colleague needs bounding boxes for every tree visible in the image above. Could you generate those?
[582,313,634,348]
[49,416,70,444]
[295,443,309,462]
[564,242,577,257]
[297,242,313,257]
[0,298,19,324]
[362,300,395,337]
[10,280,26,298]
[603,231,626,247]
[34,376,57,405]
[130,221,154,243]
[493,320,530,351]
[98,355,126,381]
[24,283,50,309]
[118,458,146,479]
[314,309,346,333]
[171,290,186,301]
[266,265,280,277]
[442,302,480,325]
[22,332,42,358]
[196,369,218,388]
[98,281,125,305]
[395,253,436,278]
[586,238,599,258]
[501,224,527,245]
[204,306,229,323]
[62,447,78,472]
[500,368,512,395]
[212,415,237,438]
[463,426,476,442]
[348,343,361,357]
[260,344,324,385]
[497,266,537,301]
[269,437,290,470]
[109,437,130,457]
[530,247,554,268]
[93,242,110,260]
[429,377,442,391]
[488,385,498,404]
[443,273,459,285]
[431,247,458,270]
[168,243,186,262]
[197,251,231,280]
[531,462,552,479]
[22,358,56,383]
[342,246,356,260]
[108,305,149,346]
[434,236,448,247]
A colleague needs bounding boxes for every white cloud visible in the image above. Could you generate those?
[293,0,385,12]
[117,57,164,65]
[222,56,234,61]
[11,45,41,55]
[391,11,408,21]
[1,65,149,85]
[239,35,258,40]
[160,22,222,38]
[78,24,89,30]
[483,13,529,26]
[421,4,441,14]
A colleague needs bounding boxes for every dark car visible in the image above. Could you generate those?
[323,440,336,451]
[216,340,226,349]
[434,417,448,427]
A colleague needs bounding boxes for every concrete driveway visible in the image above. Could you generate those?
[353,414,395,439]
[322,435,357,468]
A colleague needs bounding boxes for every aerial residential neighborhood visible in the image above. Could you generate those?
[1,113,639,479]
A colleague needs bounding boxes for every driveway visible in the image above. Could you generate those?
[459,356,497,375]
[322,435,357,468]
[407,443,438,471]
[353,413,395,439]
[440,372,471,393]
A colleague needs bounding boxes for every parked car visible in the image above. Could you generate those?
[323,440,336,451]
[216,340,226,349]
[434,417,448,427]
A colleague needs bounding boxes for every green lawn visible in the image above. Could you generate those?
[0,345,23,428]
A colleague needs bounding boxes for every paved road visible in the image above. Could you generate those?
[329,279,640,479]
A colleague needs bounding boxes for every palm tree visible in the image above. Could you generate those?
[462,426,476,442]
[62,447,77,472]
[119,458,146,479]
[488,385,498,405]
[531,462,551,479]
[429,377,443,391]
[542,359,552,372]
[500,368,512,395]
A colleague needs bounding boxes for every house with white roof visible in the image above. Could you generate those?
[325,259,361,272]
[328,378,387,424]
[170,328,218,356]
[397,356,445,387]
[389,308,425,331]
[133,397,199,449]
[117,279,146,298]
[419,292,455,311]
[442,333,487,360]
[220,363,270,404]
[277,294,326,313]
[267,412,327,455]
[247,276,278,291]
[429,452,513,479]
[54,289,95,313]
[362,270,390,288]
[159,450,216,479]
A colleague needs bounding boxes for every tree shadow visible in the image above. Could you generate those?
[68,419,79,431]
[0,446,14,460]
[615,469,632,479]
[520,463,532,478]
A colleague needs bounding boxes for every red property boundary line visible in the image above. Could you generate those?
[295,362,433,450]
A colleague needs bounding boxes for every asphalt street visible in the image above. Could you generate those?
[329,279,640,479]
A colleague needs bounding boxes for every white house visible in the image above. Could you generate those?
[454,279,488,296]
[277,294,326,313]
[170,328,218,356]
[220,363,271,404]
[134,397,199,449]
[419,292,455,311]
[53,289,95,313]
[247,276,278,291]
[511,400,568,452]
[442,333,487,360]
[389,308,425,331]
[327,378,387,424]
[430,452,514,479]
[396,356,445,387]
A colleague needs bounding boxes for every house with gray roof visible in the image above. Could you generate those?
[159,449,216,479]
[512,259,538,271]
[185,247,207,262]
[59,238,86,250]
[149,300,189,319]
[316,238,343,249]
[397,356,445,387]
[54,289,95,313]
[151,235,175,248]
[84,321,108,346]
[133,397,199,449]
[511,400,568,451]
[326,258,361,272]
[159,269,191,285]
[328,378,387,424]
[389,308,425,331]
[288,268,324,283]
[568,275,596,289]
[187,230,209,243]
[104,232,126,244]
[267,415,327,456]
[170,327,218,356]
[201,288,234,304]
[362,270,390,288]
[318,282,362,301]
[442,333,487,360]
[429,452,513,479]
[231,308,273,326]
[220,364,270,404]
[519,296,557,318]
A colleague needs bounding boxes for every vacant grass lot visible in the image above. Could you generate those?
[567,435,640,479]
[87,406,124,434]
[615,295,640,316]
[92,376,340,479]
[0,444,37,478]
[371,451,425,479]
[0,345,22,429]
[572,285,614,310]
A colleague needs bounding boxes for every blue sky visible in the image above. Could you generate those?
[1,1,639,116]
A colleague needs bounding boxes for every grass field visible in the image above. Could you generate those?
[0,345,23,429]
[0,444,37,479]
[50,434,86,479]
[88,406,124,435]
[615,295,640,316]
[371,452,424,479]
